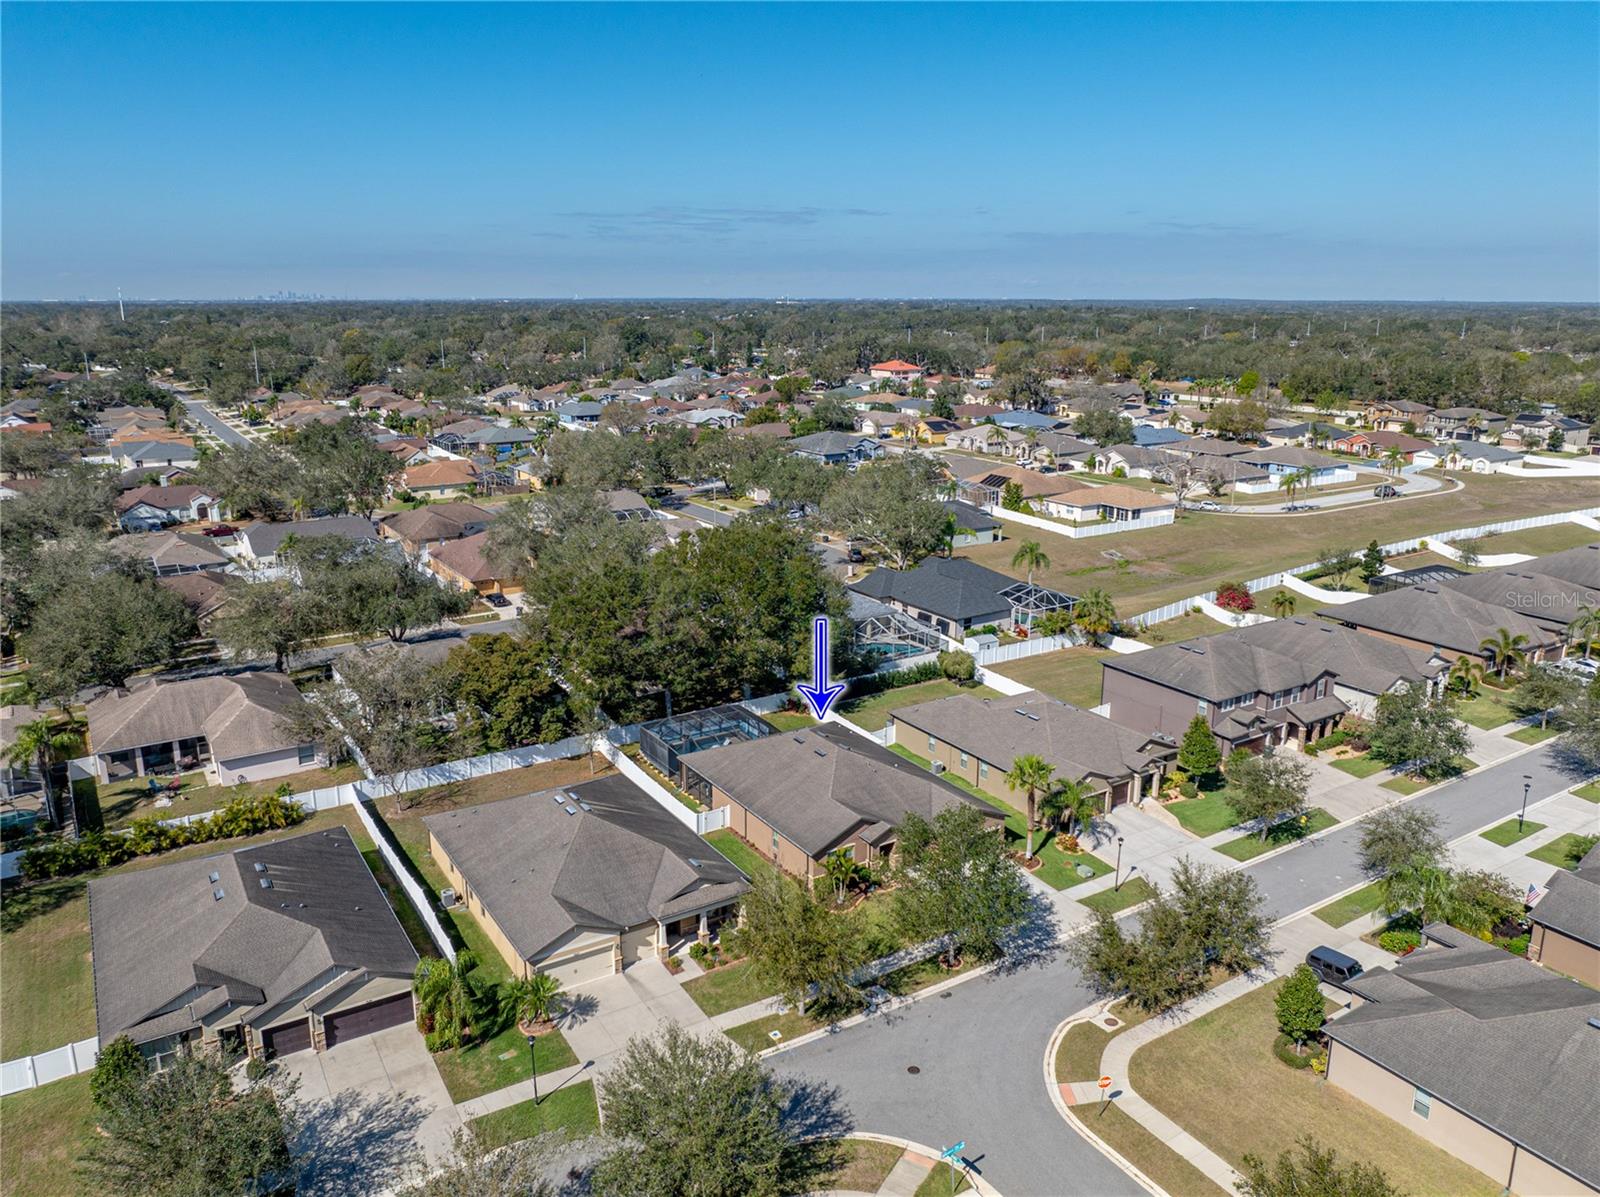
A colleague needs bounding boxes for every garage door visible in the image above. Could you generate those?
[324,993,414,1048]
[261,1019,312,1059]
[621,922,658,965]
[541,942,616,988]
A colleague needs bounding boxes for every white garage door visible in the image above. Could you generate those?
[539,942,616,988]
[620,922,658,965]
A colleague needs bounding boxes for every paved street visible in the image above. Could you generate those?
[181,397,252,447]
[776,742,1586,1197]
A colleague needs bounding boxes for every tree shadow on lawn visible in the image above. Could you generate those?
[0,874,87,934]
[294,1088,430,1197]
[993,890,1063,976]
[779,1076,855,1195]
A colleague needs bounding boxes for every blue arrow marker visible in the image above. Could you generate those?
[796,615,847,720]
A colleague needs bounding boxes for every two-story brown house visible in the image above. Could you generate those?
[1101,631,1347,754]
[677,725,1005,881]
[887,690,1174,813]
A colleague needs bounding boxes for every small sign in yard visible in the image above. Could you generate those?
[496,1050,518,1061]
[768,1030,783,1041]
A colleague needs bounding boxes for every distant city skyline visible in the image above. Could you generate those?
[3,3,1596,302]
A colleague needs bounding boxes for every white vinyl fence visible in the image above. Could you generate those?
[1,1038,99,1097]
[979,502,1174,540]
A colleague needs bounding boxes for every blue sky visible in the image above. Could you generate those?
[3,3,1596,301]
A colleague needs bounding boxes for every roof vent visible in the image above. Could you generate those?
[353,905,361,912]
[814,749,827,758]
[259,878,272,890]
[577,801,593,812]
[208,870,220,883]
[551,793,565,803]
[564,805,577,815]
[688,857,702,868]
[253,862,267,873]
[212,887,225,901]
[1589,1017,1600,1031]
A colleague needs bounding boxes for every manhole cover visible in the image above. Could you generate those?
[1105,1017,1120,1028]
[907,1065,921,1075]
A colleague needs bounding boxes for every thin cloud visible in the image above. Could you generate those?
[555,205,887,238]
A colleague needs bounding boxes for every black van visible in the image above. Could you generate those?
[1305,945,1364,988]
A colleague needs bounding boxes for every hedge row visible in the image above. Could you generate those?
[20,794,309,880]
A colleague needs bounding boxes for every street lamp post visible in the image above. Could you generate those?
[1114,836,1125,892]
[1518,774,1533,834]
[526,1033,539,1105]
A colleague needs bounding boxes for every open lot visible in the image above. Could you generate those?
[956,475,1600,615]
[839,679,1003,732]
[1130,979,1501,1197]
[465,1079,601,1148]
[1475,521,1597,557]
[0,1073,97,1197]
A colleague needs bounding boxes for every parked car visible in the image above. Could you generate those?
[1306,945,1365,988]
[1196,499,1220,511]
[201,524,238,537]
[1555,656,1597,677]
[484,592,511,608]
[1373,484,1398,498]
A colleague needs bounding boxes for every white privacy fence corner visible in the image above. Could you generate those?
[1277,572,1367,605]
[1427,538,1534,568]
[980,502,1173,540]
[1,1037,99,1097]
[1194,597,1274,627]
[975,666,1034,697]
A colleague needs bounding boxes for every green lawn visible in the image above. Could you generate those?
[725,1008,819,1053]
[466,1080,601,1149]
[1528,833,1600,870]
[1380,759,1472,796]
[885,745,1112,890]
[1078,876,1157,914]
[914,1162,973,1196]
[1478,521,1596,557]
[97,761,366,829]
[0,1073,97,1197]
[1214,809,1337,861]
[839,680,1003,732]
[431,1022,578,1104]
[1329,753,1386,779]
[1313,881,1386,928]
[990,646,1114,708]
[1509,724,1559,744]
[1454,689,1515,730]
[1130,979,1501,1197]
[703,828,773,879]
[1479,818,1547,848]
[1138,611,1231,645]
[817,1139,906,1195]
[1068,1103,1230,1197]
[682,959,779,1017]
[1571,781,1600,804]
[1163,790,1241,836]
[763,710,816,732]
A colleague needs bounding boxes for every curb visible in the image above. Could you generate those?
[1041,1004,1174,1197]
[829,1132,1005,1197]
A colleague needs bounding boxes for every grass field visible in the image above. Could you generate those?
[1163,790,1242,836]
[1454,689,1515,730]
[990,646,1113,708]
[817,1139,906,1195]
[1572,782,1600,804]
[1528,833,1599,870]
[1130,980,1502,1197]
[1313,881,1385,927]
[1479,818,1546,847]
[1329,753,1385,779]
[914,1162,973,1196]
[725,1008,816,1053]
[1138,611,1232,645]
[97,761,365,829]
[839,680,1003,732]
[0,1074,97,1197]
[955,476,1600,617]
[1509,724,1558,744]
[465,1080,601,1148]
[1214,808,1337,861]
[763,709,816,732]
[1477,521,1597,557]
[682,959,777,1017]
[432,1022,578,1104]
[1078,876,1156,914]
[1380,758,1472,795]
[703,828,772,879]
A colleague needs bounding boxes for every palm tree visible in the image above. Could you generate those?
[1446,655,1484,696]
[1382,861,1457,928]
[413,951,487,1050]
[503,971,564,1032]
[3,717,83,836]
[1072,589,1118,641]
[1011,540,1050,589]
[1280,465,1316,507]
[1569,605,1599,660]
[1041,777,1101,844]
[821,848,859,904]
[1004,753,1055,860]
[1270,589,1296,618]
[1479,627,1529,681]
[1383,445,1406,476]
[940,512,959,559]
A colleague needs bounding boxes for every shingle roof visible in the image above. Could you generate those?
[404,460,479,489]
[1441,566,1598,632]
[114,484,217,514]
[238,516,378,559]
[87,672,311,760]
[1318,585,1559,654]
[380,502,491,546]
[428,530,501,583]
[790,431,878,457]
[849,558,1019,622]
[1530,842,1600,949]
[891,691,1171,785]
[1228,618,1444,696]
[942,499,998,533]
[1103,630,1330,702]
[1240,446,1343,470]
[1045,484,1176,511]
[1521,543,1600,590]
[109,530,230,571]
[90,825,418,1044]
[679,724,1003,857]
[423,775,749,962]
[1329,925,1600,1190]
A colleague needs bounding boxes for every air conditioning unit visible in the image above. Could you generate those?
[930,760,946,774]
[439,887,459,909]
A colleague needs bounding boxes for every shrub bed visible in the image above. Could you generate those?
[1272,1034,1321,1071]
[20,794,308,880]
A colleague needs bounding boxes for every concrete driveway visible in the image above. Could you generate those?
[278,1023,461,1195]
